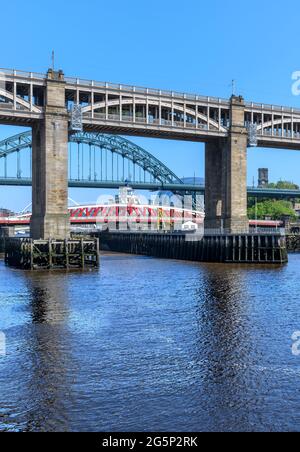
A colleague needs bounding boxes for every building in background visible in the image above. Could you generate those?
[293,203,300,218]
[258,168,269,188]
[0,208,14,217]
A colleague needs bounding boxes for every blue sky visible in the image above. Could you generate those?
[1,0,300,210]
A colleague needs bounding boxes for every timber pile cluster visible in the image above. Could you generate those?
[5,238,100,270]
[286,234,300,252]
[0,237,4,254]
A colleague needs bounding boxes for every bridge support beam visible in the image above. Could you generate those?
[205,96,249,234]
[204,140,224,231]
[30,69,69,240]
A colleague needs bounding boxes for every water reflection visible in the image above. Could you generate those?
[30,286,52,324]
[27,272,71,324]
[193,266,252,431]
[0,256,300,432]
[21,273,72,432]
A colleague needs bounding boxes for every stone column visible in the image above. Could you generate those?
[204,96,249,234]
[204,140,224,231]
[30,69,70,240]
[223,96,249,233]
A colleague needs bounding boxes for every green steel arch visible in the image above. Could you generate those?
[0,131,32,157]
[0,130,183,185]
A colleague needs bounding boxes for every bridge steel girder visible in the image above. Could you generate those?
[1,68,300,147]
[70,132,182,185]
[0,126,299,200]
[0,177,299,200]
[0,130,183,186]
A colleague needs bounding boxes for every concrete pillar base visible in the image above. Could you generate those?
[204,218,224,231]
[31,214,70,240]
[204,140,224,232]
[224,217,249,234]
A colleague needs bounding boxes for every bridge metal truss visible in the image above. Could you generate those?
[0,130,300,200]
[1,69,300,148]
[69,132,182,184]
[0,130,184,187]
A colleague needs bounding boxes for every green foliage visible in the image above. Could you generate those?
[267,180,299,190]
[248,199,297,220]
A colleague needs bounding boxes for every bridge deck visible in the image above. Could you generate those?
[1,68,300,148]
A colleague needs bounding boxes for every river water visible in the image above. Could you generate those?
[0,253,300,432]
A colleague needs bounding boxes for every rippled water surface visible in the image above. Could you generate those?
[1,253,300,432]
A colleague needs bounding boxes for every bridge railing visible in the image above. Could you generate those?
[202,227,286,236]
[245,101,300,114]
[3,68,300,118]
[65,76,230,105]
[84,111,213,131]
[261,129,300,139]
[0,68,46,81]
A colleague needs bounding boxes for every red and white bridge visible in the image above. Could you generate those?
[0,203,205,229]
[0,204,284,233]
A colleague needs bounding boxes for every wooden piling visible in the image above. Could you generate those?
[5,238,100,270]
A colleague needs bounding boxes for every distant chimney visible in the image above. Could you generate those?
[258,168,269,188]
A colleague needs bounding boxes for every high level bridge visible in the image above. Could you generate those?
[0,67,299,239]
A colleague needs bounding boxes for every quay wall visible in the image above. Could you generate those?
[98,232,288,264]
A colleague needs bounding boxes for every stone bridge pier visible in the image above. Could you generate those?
[30,70,70,240]
[204,95,249,234]
[29,72,249,240]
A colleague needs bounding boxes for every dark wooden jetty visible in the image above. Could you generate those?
[99,231,288,264]
[286,234,300,253]
[5,238,100,270]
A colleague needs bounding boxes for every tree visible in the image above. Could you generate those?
[267,180,299,190]
[248,199,297,220]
